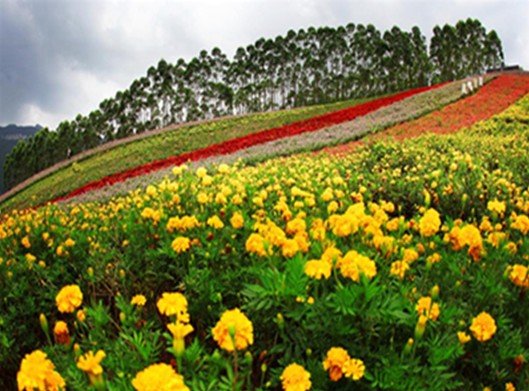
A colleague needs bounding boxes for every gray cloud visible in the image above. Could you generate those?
[1,0,528,128]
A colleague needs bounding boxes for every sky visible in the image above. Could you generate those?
[1,0,528,129]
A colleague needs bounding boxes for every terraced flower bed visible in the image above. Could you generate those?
[50,83,442,204]
[325,73,529,155]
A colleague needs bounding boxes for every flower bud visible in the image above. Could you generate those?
[39,313,49,336]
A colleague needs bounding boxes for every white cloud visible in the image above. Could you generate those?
[1,0,528,128]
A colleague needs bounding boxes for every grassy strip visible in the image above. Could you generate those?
[63,80,464,204]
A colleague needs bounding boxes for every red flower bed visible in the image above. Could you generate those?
[52,83,443,203]
[327,74,529,155]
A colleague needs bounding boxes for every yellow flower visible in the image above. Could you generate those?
[415,296,440,321]
[21,235,31,249]
[470,312,497,342]
[512,214,529,234]
[419,208,441,237]
[64,238,75,247]
[131,294,147,307]
[402,248,419,264]
[168,322,194,356]
[282,239,300,258]
[76,309,86,322]
[171,236,191,253]
[207,215,224,229]
[196,167,207,178]
[323,347,350,381]
[132,363,189,391]
[77,350,106,385]
[343,358,365,381]
[457,331,471,344]
[505,382,516,391]
[55,285,83,313]
[230,212,244,229]
[487,199,506,215]
[337,250,377,282]
[212,308,254,351]
[508,264,529,288]
[157,292,189,323]
[390,260,409,279]
[17,350,65,391]
[304,260,332,280]
[280,363,311,391]
[245,233,268,257]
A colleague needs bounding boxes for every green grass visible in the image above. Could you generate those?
[0,97,371,212]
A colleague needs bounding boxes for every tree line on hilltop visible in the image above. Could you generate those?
[4,18,503,190]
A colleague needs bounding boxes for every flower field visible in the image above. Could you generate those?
[48,83,442,205]
[326,73,529,155]
[2,89,529,389]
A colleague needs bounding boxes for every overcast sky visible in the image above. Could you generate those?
[1,0,528,128]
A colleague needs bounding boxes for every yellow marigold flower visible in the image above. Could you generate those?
[487,199,506,215]
[77,350,105,385]
[426,253,442,264]
[415,296,440,321]
[323,347,350,381]
[512,214,529,234]
[131,294,147,307]
[196,167,207,178]
[343,358,365,381]
[286,218,306,235]
[508,264,529,288]
[230,212,244,229]
[245,233,268,257]
[197,192,209,204]
[21,235,31,249]
[207,215,224,229]
[212,308,254,352]
[64,238,75,247]
[171,236,191,253]
[157,292,189,322]
[402,248,419,264]
[280,363,312,391]
[390,260,409,280]
[470,312,497,342]
[321,247,342,265]
[146,185,157,196]
[386,217,400,232]
[449,225,483,261]
[53,321,68,335]
[282,238,300,258]
[304,260,332,280]
[76,309,86,322]
[132,363,189,391]
[505,382,516,391]
[457,331,471,344]
[25,253,37,263]
[55,285,83,313]
[337,251,377,282]
[141,207,161,222]
[17,350,65,391]
[419,208,441,237]
[321,187,334,202]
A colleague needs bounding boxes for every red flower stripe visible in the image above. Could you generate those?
[52,83,444,203]
[325,74,529,155]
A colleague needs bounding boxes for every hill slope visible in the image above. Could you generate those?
[1,91,529,389]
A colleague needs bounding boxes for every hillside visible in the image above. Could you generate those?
[0,124,40,193]
[1,81,529,389]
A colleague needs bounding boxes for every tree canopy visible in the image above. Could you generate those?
[4,18,503,190]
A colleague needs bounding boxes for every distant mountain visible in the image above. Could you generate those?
[0,124,42,194]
